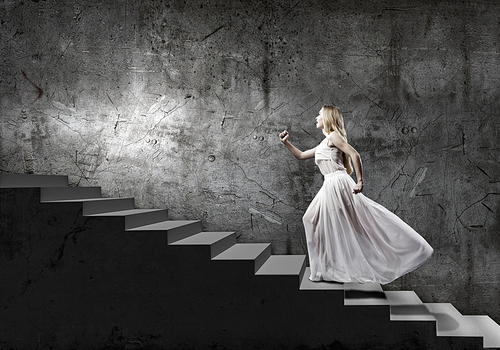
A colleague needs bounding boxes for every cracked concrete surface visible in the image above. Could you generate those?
[1,0,500,344]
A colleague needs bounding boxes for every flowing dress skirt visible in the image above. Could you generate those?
[303,170,433,284]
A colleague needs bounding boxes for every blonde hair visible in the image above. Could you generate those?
[322,105,353,175]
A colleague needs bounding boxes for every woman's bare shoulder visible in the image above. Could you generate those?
[326,132,346,147]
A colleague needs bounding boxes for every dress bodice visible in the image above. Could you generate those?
[315,138,346,175]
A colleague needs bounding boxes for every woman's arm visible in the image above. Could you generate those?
[327,133,364,194]
[279,130,316,160]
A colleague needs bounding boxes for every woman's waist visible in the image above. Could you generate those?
[316,159,346,173]
[323,169,348,178]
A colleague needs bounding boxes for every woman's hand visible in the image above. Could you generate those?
[279,130,316,159]
[279,130,289,144]
[353,181,363,194]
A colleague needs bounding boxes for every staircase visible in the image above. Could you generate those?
[1,173,499,349]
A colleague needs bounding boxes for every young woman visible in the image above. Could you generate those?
[279,105,433,284]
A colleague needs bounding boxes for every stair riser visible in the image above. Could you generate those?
[0,174,68,188]
[254,245,272,273]
[298,259,307,286]
[167,221,203,243]
[40,187,102,201]
[125,210,169,230]
[83,198,135,215]
[277,258,308,289]
[210,234,237,258]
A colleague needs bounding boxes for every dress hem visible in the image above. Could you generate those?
[308,248,433,285]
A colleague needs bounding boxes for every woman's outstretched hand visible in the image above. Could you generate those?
[279,130,289,144]
[353,181,364,194]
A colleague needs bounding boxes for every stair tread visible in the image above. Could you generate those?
[344,295,389,306]
[42,197,133,203]
[434,312,484,338]
[423,303,487,338]
[127,220,200,231]
[299,267,344,290]
[345,288,388,306]
[462,315,500,347]
[344,283,383,292]
[87,209,166,217]
[255,255,306,275]
[42,186,101,189]
[424,302,462,317]
[0,173,68,187]
[41,187,102,201]
[390,304,437,321]
[170,232,235,245]
[346,290,422,307]
[212,243,270,260]
[391,303,464,327]
[384,291,423,305]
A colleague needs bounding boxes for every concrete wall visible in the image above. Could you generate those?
[1,0,499,325]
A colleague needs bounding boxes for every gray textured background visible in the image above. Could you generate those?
[1,0,499,324]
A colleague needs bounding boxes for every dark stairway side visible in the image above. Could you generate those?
[0,175,487,350]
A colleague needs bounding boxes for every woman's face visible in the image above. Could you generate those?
[316,108,324,129]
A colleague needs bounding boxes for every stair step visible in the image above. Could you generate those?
[299,267,344,290]
[40,195,137,216]
[344,290,423,307]
[128,220,202,243]
[462,315,500,348]
[89,209,166,217]
[88,208,164,216]
[425,303,484,338]
[390,304,437,322]
[86,209,169,229]
[40,197,136,215]
[171,231,235,245]
[0,173,68,188]
[41,197,108,203]
[385,291,423,305]
[170,232,237,258]
[212,243,271,273]
[212,243,270,260]
[128,219,199,231]
[83,198,135,215]
[344,283,384,292]
[255,255,306,276]
[41,187,102,201]
[344,283,387,306]
[391,302,493,344]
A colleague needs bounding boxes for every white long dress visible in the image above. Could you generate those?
[303,137,433,284]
